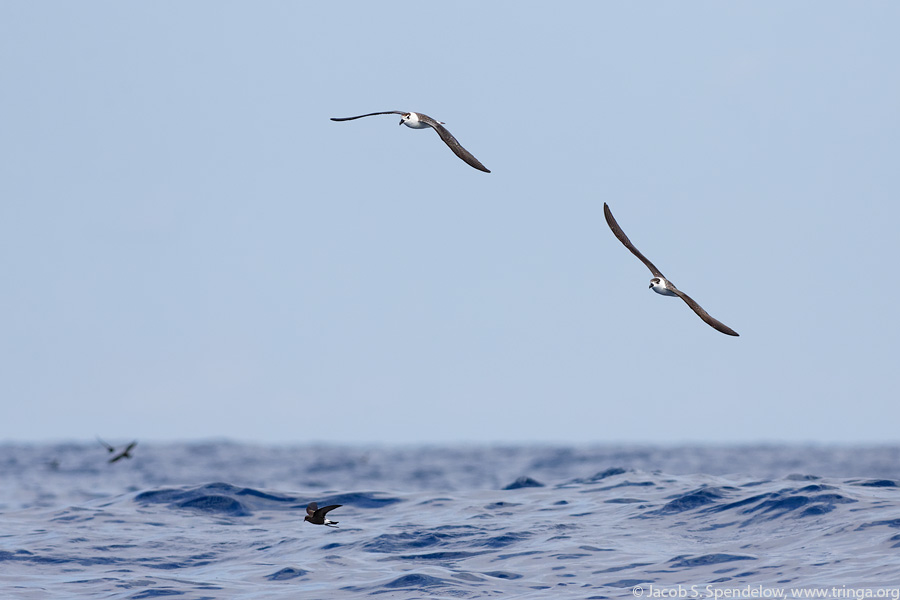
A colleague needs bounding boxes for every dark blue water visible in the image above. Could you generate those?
[2,443,900,598]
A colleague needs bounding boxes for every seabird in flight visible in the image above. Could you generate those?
[304,502,342,527]
[603,202,739,337]
[97,438,138,463]
[330,111,490,172]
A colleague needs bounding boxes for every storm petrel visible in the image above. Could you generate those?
[97,438,138,463]
[330,111,491,172]
[304,502,342,527]
[603,202,739,337]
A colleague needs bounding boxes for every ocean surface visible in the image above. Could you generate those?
[2,443,900,599]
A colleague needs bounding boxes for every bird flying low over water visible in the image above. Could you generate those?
[603,203,739,337]
[97,438,138,463]
[330,111,491,173]
[304,502,342,527]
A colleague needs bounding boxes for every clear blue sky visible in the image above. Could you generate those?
[1,2,898,444]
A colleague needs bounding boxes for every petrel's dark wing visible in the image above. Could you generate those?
[314,504,342,519]
[97,437,115,453]
[330,111,406,121]
[416,113,490,173]
[670,287,740,337]
[123,441,137,453]
[306,502,318,517]
[603,203,666,279]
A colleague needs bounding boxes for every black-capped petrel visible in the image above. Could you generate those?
[603,203,739,337]
[304,502,342,527]
[330,111,491,173]
[97,438,138,463]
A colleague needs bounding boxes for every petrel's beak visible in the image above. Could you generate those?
[398,119,403,126]
[649,283,653,289]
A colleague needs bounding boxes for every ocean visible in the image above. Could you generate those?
[2,442,900,599]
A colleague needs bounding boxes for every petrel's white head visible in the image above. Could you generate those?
[399,112,439,129]
[649,277,677,297]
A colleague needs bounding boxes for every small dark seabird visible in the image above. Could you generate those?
[304,502,342,527]
[330,111,491,173]
[97,438,138,463]
[603,203,739,337]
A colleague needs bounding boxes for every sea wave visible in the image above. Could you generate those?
[1,443,900,598]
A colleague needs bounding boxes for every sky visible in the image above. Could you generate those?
[1,2,898,445]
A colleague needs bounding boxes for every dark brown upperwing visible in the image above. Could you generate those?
[415,114,490,173]
[603,203,665,278]
[330,111,405,121]
[671,288,739,336]
[315,504,342,519]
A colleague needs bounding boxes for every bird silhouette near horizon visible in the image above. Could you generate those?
[97,438,138,463]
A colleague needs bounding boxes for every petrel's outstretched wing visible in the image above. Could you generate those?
[603,203,666,279]
[314,504,342,519]
[669,288,740,337]
[330,111,406,121]
[416,113,491,173]
[306,502,318,517]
